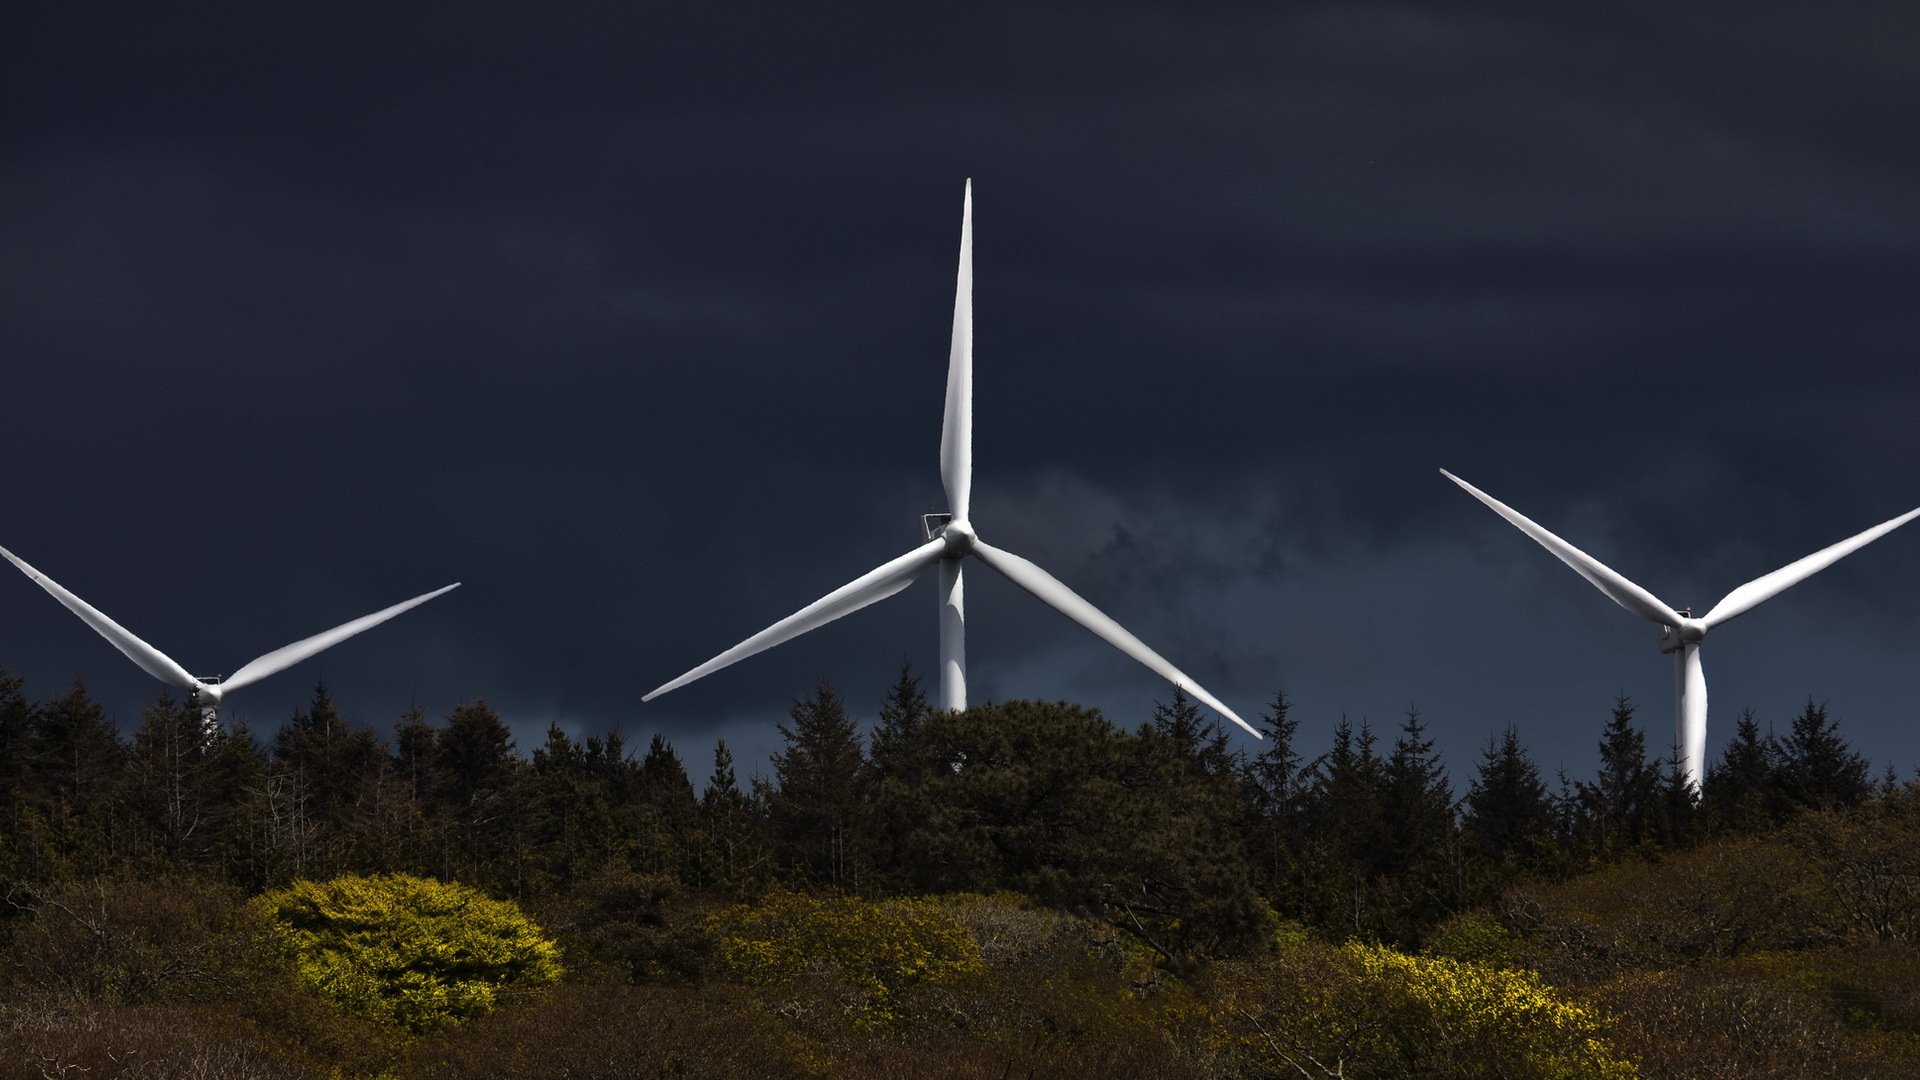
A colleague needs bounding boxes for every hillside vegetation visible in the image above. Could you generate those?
[1,666,1915,1076]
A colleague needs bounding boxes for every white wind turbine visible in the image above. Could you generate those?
[1442,469,1920,791]
[1,542,459,722]
[644,182,1259,739]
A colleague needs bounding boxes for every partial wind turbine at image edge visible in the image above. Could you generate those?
[1,542,459,721]
[645,182,1258,739]
[1441,468,1920,792]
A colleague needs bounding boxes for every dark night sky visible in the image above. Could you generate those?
[5,2,1920,789]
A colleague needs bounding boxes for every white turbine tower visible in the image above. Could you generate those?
[645,182,1258,739]
[1,542,459,723]
[1442,469,1920,791]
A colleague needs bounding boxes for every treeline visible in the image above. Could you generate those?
[0,662,1892,958]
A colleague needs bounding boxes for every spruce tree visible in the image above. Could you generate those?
[767,682,871,891]
[1463,725,1556,886]
[1575,696,1658,859]
[1247,691,1304,905]
[1774,698,1870,812]
[869,662,929,780]
[1702,709,1774,833]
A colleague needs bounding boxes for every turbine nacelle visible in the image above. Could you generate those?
[1658,614,1707,653]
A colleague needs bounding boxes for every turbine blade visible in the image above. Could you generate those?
[220,582,461,693]
[1701,503,1920,629]
[940,180,974,522]
[644,538,947,702]
[0,543,198,689]
[1441,469,1679,626]
[969,539,1260,739]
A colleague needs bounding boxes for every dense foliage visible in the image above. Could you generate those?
[1,662,1917,1076]
[253,873,562,1030]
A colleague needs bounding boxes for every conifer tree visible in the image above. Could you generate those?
[0,669,33,834]
[1247,691,1304,905]
[1774,698,1870,813]
[434,700,521,886]
[129,689,208,862]
[1574,696,1659,859]
[869,662,929,780]
[635,734,697,879]
[1702,709,1774,833]
[1378,706,1459,942]
[700,739,763,894]
[766,682,871,892]
[1463,725,1557,887]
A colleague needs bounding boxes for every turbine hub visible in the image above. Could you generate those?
[941,519,977,556]
[1658,616,1707,653]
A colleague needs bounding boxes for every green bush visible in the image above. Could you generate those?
[253,873,562,1031]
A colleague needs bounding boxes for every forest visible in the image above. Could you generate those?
[1,664,1917,1078]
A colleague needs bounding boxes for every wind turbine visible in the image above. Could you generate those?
[1,542,459,723]
[1441,468,1920,791]
[644,182,1258,739]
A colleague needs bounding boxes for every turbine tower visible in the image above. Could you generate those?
[1441,469,1920,791]
[1,542,459,724]
[645,182,1258,739]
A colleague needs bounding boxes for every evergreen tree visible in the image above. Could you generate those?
[1246,691,1305,907]
[766,682,871,891]
[1773,698,1871,813]
[1151,687,1235,777]
[1574,697,1658,860]
[1298,716,1387,936]
[699,739,764,894]
[434,700,521,887]
[1377,706,1459,943]
[1656,737,1700,847]
[31,679,126,873]
[1702,709,1774,833]
[1463,725,1557,887]
[0,670,33,832]
[269,682,383,877]
[128,689,208,863]
[868,662,929,779]
[635,734,698,879]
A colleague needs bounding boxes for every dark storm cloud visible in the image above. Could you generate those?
[4,2,1920,782]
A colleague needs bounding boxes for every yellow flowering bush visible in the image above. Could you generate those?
[253,873,562,1031]
[708,891,985,1023]
[1211,938,1635,1078]
[1349,943,1635,1079]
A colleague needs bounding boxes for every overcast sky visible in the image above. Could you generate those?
[5,2,1919,789]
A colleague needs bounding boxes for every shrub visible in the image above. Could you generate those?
[708,891,984,1024]
[1209,938,1635,1079]
[253,873,562,1031]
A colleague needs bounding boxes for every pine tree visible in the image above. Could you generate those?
[129,689,208,862]
[1247,691,1304,905]
[1702,709,1774,833]
[1774,698,1870,813]
[1463,725,1557,886]
[1378,706,1459,942]
[766,682,872,891]
[869,662,929,780]
[1574,696,1659,859]
[699,740,763,894]
[434,700,521,887]
[635,734,697,879]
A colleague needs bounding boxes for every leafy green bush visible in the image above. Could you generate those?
[708,890,983,1024]
[253,873,562,1031]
